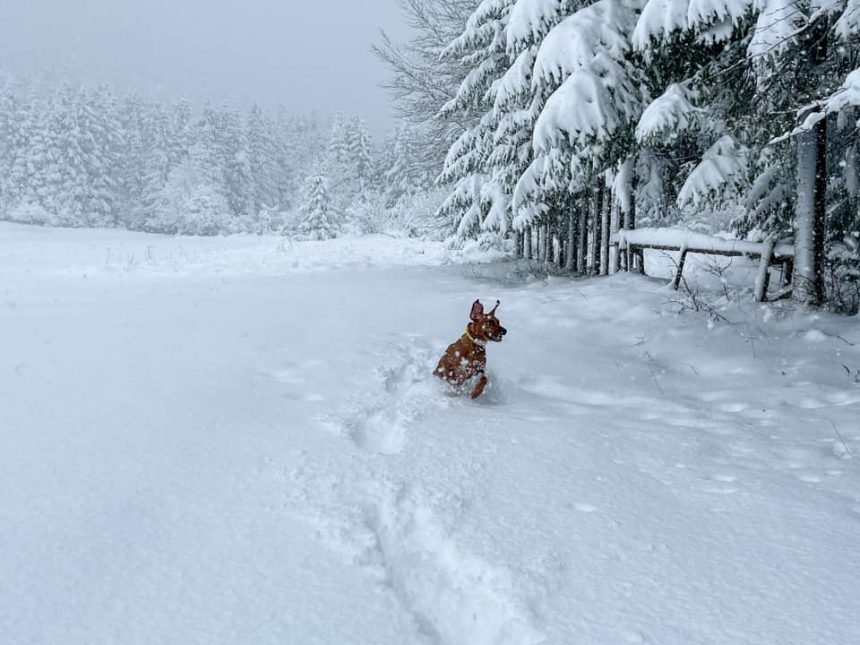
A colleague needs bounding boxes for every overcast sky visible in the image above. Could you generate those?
[0,0,410,134]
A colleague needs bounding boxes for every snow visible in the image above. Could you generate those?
[835,0,860,38]
[823,67,860,117]
[633,0,691,49]
[635,83,699,143]
[512,154,549,228]
[748,0,804,62]
[3,223,860,645]
[686,0,754,27]
[505,0,563,53]
[777,68,860,144]
[676,134,747,208]
[493,48,536,110]
[0,223,507,278]
[531,0,634,88]
[633,0,756,49]
[533,53,639,152]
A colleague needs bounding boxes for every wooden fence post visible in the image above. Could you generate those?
[671,244,689,290]
[754,237,776,302]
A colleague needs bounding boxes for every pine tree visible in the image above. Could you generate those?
[384,124,435,206]
[295,174,338,240]
[135,102,175,231]
[218,106,255,228]
[156,142,231,235]
[346,116,375,188]
[438,0,517,238]
[327,113,350,167]
[0,82,19,214]
[246,104,280,216]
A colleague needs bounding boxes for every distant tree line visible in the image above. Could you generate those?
[0,78,438,238]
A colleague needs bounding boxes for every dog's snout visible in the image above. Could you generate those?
[500,327,507,336]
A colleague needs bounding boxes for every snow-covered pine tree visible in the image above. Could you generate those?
[322,113,356,210]
[276,108,322,213]
[218,106,255,230]
[169,98,194,167]
[52,85,92,224]
[115,93,147,227]
[18,98,55,223]
[295,173,338,240]
[499,0,574,254]
[83,85,123,227]
[246,104,281,221]
[135,102,176,231]
[437,0,516,239]
[384,123,437,207]
[162,141,231,235]
[346,116,375,189]
[0,81,19,215]
[513,0,645,270]
[327,113,350,167]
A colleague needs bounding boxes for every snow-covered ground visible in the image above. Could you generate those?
[2,223,859,645]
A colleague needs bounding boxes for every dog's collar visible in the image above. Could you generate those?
[465,325,486,347]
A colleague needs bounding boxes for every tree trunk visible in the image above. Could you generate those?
[542,222,550,264]
[624,190,636,272]
[592,182,603,275]
[609,190,621,274]
[566,208,577,272]
[601,182,611,275]
[813,111,827,296]
[577,195,588,275]
[846,138,859,214]
[793,117,827,306]
[792,16,829,307]
[557,231,565,268]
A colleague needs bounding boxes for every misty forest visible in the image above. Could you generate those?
[3,2,860,645]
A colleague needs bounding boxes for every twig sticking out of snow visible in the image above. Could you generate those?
[830,420,855,460]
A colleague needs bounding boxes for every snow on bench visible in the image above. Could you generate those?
[614,227,794,258]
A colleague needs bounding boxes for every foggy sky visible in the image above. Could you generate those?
[0,0,409,134]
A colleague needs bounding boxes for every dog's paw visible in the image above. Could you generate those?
[470,375,489,399]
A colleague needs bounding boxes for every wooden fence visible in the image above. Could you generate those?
[611,228,796,302]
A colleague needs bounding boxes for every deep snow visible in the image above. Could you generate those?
[2,223,859,645]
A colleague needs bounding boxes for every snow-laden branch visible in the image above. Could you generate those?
[493,47,536,110]
[635,83,700,143]
[748,0,805,62]
[511,154,549,230]
[677,135,748,208]
[835,0,860,38]
[632,0,692,49]
[534,53,641,153]
[772,68,860,143]
[506,0,565,54]
[530,0,644,155]
[532,0,635,88]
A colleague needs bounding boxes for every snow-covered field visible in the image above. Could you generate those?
[2,223,859,645]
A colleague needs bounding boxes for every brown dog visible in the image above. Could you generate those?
[434,299,507,399]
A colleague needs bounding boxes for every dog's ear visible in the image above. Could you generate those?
[488,300,500,316]
[470,299,484,320]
